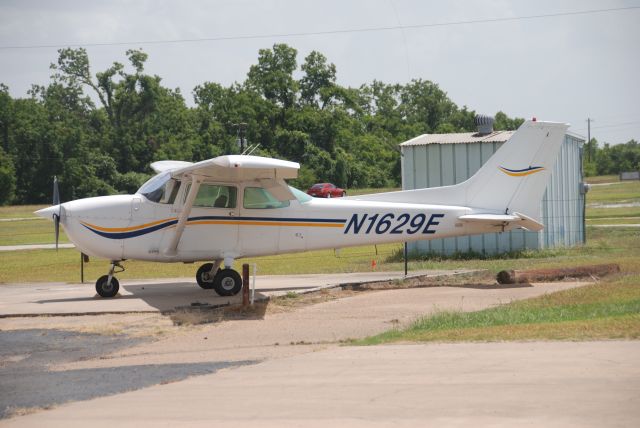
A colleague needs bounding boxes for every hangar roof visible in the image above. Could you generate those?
[400,130,515,146]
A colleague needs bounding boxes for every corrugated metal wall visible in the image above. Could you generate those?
[402,134,585,255]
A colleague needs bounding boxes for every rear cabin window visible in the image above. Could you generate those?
[243,187,290,209]
[186,184,237,208]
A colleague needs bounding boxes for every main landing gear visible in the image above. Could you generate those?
[95,261,125,298]
[196,261,242,296]
[94,260,242,298]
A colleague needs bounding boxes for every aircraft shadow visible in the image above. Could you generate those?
[35,281,271,316]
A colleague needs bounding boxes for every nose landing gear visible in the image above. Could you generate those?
[95,261,125,298]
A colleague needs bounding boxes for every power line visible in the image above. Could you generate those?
[1,5,639,50]
[574,120,640,132]
[591,121,640,130]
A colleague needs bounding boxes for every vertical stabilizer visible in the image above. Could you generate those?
[464,121,568,217]
[351,120,568,222]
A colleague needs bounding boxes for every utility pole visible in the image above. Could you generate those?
[233,122,247,153]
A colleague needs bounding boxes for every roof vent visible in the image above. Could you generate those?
[474,114,494,135]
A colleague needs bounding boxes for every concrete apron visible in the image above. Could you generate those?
[0,270,477,316]
[4,341,639,427]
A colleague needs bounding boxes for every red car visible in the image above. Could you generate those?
[306,183,346,198]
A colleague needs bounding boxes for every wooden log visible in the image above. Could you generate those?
[496,264,620,284]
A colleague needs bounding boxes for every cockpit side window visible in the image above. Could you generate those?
[137,172,181,204]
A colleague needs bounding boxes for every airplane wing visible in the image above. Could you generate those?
[150,160,193,173]
[168,155,299,182]
[458,212,544,232]
[168,155,299,201]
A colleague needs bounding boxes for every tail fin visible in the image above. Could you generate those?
[463,120,568,216]
[352,120,568,221]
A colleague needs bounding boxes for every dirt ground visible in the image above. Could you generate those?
[1,278,591,405]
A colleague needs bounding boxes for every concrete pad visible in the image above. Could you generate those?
[0,270,473,316]
[4,341,639,427]
[52,281,592,371]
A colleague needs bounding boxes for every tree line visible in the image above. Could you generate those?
[1,43,527,205]
[583,138,640,177]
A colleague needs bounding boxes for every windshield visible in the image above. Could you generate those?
[137,172,180,203]
[289,186,313,203]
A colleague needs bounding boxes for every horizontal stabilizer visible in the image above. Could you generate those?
[458,211,544,232]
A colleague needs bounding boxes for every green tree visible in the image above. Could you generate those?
[2,43,541,203]
[494,111,525,131]
[299,51,337,108]
[0,147,16,205]
[246,44,298,110]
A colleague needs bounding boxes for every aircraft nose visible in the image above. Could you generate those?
[34,205,60,221]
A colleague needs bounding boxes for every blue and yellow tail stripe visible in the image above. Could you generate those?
[81,215,347,240]
[498,166,545,177]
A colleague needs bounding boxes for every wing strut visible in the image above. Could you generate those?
[165,175,202,255]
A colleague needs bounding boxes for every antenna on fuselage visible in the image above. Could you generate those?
[243,143,261,156]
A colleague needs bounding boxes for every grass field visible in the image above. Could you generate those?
[356,275,640,344]
[0,204,48,219]
[585,180,640,225]
[0,218,70,246]
[586,181,640,204]
[584,175,619,184]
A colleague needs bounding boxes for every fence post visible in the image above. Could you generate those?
[242,263,250,307]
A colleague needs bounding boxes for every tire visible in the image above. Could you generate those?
[341,192,346,197]
[95,275,119,298]
[213,268,242,296]
[196,263,217,289]
[326,193,331,198]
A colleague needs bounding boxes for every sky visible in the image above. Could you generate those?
[1,0,639,145]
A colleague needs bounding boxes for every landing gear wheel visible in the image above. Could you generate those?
[196,263,217,289]
[95,275,119,298]
[213,268,242,296]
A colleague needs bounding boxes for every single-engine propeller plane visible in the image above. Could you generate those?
[36,120,567,298]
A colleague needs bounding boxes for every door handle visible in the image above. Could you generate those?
[229,211,236,217]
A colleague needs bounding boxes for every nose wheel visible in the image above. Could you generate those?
[96,275,119,298]
[95,261,124,298]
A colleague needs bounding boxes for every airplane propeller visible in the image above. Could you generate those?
[52,176,61,251]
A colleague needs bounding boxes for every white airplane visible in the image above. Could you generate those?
[36,120,567,298]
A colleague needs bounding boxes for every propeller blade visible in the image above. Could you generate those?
[53,176,60,206]
[52,176,61,251]
[53,213,60,251]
